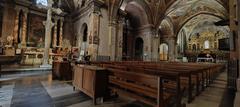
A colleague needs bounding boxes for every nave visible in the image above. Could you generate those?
[0,67,234,107]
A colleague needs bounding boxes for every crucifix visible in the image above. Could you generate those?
[41,0,62,67]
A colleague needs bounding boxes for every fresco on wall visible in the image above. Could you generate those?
[28,14,46,47]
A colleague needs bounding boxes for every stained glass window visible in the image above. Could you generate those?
[36,0,48,6]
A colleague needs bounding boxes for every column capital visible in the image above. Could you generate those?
[109,19,118,26]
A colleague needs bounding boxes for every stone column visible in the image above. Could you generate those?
[143,31,154,61]
[108,20,117,61]
[116,18,124,61]
[13,9,20,46]
[167,36,176,62]
[53,19,57,47]
[152,30,160,61]
[88,10,100,61]
[59,19,63,47]
[235,0,240,106]
[21,11,28,47]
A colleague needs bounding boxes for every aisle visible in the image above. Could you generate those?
[187,71,234,107]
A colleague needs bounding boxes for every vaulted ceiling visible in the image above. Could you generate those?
[61,0,229,37]
[105,0,229,37]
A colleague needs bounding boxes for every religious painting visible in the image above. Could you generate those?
[27,14,46,47]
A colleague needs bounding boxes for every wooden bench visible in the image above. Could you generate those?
[107,67,185,107]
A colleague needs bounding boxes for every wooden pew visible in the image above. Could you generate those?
[106,67,185,107]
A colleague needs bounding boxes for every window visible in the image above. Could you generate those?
[36,0,48,6]
[204,40,210,49]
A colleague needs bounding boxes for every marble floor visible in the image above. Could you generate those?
[0,70,235,107]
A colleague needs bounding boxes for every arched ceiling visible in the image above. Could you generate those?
[60,0,229,36]
[180,14,223,40]
[159,0,228,37]
[123,1,150,29]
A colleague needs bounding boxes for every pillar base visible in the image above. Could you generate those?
[40,64,52,68]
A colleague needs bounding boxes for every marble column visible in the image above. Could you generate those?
[59,19,63,47]
[167,36,176,62]
[108,20,117,61]
[13,9,20,46]
[53,19,57,47]
[21,12,28,47]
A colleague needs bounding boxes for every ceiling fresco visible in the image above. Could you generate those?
[178,14,230,42]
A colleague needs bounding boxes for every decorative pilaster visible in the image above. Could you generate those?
[53,19,57,47]
[116,18,124,61]
[88,8,101,61]
[21,12,28,47]
[13,9,20,46]
[108,20,117,61]
[152,29,160,61]
[59,19,63,47]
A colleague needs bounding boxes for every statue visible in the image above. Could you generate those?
[6,36,13,47]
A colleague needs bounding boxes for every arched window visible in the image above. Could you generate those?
[204,40,210,49]
[192,44,196,51]
[36,0,48,6]
[159,43,168,61]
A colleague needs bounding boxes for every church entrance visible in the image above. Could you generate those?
[134,37,143,60]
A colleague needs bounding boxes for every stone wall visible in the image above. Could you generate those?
[1,3,15,42]
[98,8,109,57]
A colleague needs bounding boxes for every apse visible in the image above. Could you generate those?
[176,14,230,62]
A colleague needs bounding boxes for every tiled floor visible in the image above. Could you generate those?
[0,70,235,107]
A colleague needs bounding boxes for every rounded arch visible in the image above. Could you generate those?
[175,12,225,37]
[18,10,24,43]
[159,43,169,61]
[159,18,174,36]
[192,44,197,51]
[81,23,88,42]
[119,0,152,25]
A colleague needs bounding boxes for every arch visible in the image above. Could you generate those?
[204,40,210,49]
[177,28,187,54]
[81,23,88,42]
[123,1,151,29]
[175,12,226,37]
[119,0,152,25]
[192,44,197,51]
[159,43,169,61]
[134,37,144,60]
[18,10,24,43]
[159,18,174,36]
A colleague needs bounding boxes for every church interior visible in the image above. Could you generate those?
[0,0,239,107]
